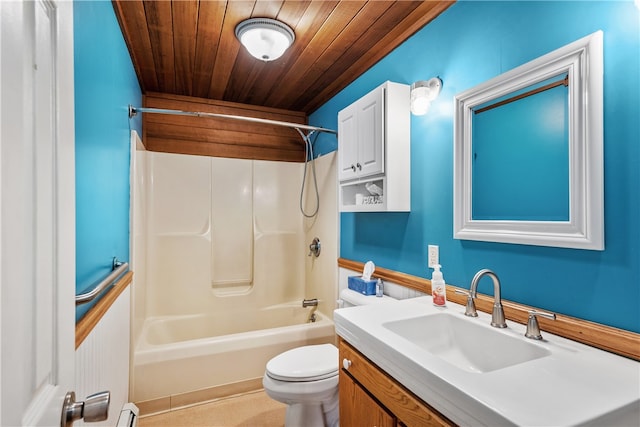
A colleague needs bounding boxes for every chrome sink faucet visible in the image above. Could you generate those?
[469,269,507,328]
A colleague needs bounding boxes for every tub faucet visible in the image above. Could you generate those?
[302,298,318,308]
[302,298,318,323]
[470,269,507,328]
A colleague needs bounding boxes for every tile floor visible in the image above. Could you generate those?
[138,390,286,427]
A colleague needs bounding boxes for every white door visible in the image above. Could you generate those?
[1,1,76,425]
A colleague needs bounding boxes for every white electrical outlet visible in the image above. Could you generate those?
[428,245,439,268]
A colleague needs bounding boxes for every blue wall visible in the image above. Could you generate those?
[74,0,142,321]
[310,1,640,332]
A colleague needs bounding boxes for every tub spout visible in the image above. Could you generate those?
[302,298,318,307]
[303,298,318,323]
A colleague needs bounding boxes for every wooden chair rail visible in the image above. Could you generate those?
[338,258,640,360]
[75,271,133,349]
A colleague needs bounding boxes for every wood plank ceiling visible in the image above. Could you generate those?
[113,0,454,114]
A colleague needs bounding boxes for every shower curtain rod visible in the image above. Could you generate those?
[128,105,337,135]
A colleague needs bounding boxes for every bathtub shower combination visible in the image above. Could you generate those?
[130,147,337,406]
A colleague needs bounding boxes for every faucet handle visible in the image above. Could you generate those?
[308,237,321,257]
[525,310,556,340]
[491,302,507,329]
[455,289,478,317]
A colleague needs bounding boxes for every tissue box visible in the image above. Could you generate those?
[348,276,377,295]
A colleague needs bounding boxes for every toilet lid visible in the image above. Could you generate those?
[266,344,338,382]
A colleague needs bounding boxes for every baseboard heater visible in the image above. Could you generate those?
[116,403,140,427]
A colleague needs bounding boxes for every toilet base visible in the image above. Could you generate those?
[284,399,338,427]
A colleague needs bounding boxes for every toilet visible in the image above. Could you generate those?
[262,288,396,427]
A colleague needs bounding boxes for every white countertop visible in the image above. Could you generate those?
[334,296,640,426]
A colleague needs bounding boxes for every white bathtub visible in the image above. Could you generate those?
[132,302,335,406]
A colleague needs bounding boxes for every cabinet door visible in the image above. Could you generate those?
[340,369,396,427]
[356,86,384,178]
[340,339,455,427]
[338,103,359,181]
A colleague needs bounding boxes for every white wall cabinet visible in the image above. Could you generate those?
[338,81,410,212]
[338,86,384,181]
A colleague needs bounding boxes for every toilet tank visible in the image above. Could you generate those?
[338,288,396,308]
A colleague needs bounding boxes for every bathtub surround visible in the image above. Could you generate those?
[137,151,335,317]
[310,0,640,333]
[130,149,338,408]
[303,152,339,326]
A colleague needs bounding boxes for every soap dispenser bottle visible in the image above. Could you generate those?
[431,264,447,307]
[376,278,384,297]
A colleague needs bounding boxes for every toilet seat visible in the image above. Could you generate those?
[266,344,338,382]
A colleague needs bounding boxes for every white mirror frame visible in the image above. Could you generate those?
[453,31,603,250]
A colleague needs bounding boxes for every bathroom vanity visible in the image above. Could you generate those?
[339,338,452,427]
[335,297,640,426]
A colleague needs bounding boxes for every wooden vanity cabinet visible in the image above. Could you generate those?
[340,368,396,427]
[339,338,455,427]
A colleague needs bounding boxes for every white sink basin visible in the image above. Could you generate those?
[382,312,550,373]
[334,296,640,426]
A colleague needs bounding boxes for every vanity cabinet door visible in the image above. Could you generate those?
[340,368,396,427]
[339,339,455,427]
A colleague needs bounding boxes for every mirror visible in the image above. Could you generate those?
[472,73,570,221]
[454,31,604,250]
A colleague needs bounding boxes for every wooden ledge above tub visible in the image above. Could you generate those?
[75,271,133,349]
[338,258,640,361]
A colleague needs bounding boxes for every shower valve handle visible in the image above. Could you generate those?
[308,237,321,257]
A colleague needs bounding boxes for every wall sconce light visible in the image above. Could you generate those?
[235,18,295,62]
[410,77,443,115]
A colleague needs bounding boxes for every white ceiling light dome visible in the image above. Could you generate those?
[235,18,295,62]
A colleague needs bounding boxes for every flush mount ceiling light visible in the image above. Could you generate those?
[411,77,443,115]
[235,18,295,62]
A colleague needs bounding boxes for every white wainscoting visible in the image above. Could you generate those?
[75,286,131,426]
